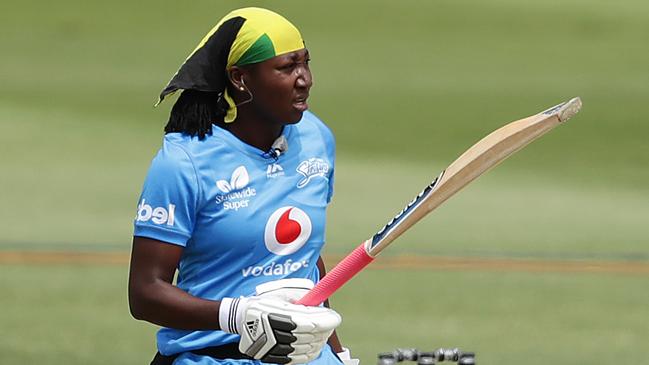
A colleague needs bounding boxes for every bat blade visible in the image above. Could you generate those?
[297,97,582,306]
[368,97,582,255]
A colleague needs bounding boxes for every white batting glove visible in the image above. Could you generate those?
[255,278,314,302]
[337,347,360,365]
[219,295,341,364]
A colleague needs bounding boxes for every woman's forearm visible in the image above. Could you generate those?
[128,236,221,330]
[129,276,221,330]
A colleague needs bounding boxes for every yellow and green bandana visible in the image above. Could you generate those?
[158,7,305,123]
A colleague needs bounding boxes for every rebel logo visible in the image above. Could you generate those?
[264,206,312,256]
[135,199,175,226]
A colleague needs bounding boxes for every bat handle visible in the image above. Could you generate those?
[296,242,374,306]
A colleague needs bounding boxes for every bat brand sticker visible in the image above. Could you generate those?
[541,101,567,116]
[370,172,444,249]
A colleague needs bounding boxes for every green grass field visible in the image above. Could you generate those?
[1,0,648,364]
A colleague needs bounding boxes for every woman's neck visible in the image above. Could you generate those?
[225,110,283,152]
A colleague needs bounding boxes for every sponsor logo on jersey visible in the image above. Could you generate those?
[296,158,329,188]
[264,206,312,256]
[266,163,284,178]
[241,259,310,278]
[215,166,257,211]
[135,199,175,226]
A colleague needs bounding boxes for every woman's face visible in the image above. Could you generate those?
[243,48,313,125]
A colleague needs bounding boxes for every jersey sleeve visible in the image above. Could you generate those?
[133,141,200,246]
[322,120,336,204]
[326,147,335,203]
[305,111,336,204]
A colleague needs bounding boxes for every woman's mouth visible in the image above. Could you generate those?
[293,95,309,111]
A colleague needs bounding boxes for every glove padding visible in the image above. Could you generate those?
[219,283,341,365]
[255,278,314,302]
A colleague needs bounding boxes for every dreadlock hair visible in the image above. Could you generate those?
[164,90,230,139]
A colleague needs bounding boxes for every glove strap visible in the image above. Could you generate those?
[219,297,243,334]
[337,348,352,360]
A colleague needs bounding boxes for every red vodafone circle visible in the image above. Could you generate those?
[264,206,312,255]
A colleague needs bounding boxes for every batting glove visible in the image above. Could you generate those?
[255,278,314,302]
[337,347,360,365]
[219,294,341,364]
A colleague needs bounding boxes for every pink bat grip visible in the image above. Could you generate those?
[296,242,374,306]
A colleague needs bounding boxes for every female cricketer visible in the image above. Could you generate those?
[128,7,358,365]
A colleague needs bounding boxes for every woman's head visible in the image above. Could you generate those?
[228,47,312,127]
[162,8,311,138]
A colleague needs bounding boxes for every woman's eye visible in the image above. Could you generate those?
[279,63,296,71]
[277,58,309,72]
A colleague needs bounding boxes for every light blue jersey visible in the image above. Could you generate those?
[134,111,338,363]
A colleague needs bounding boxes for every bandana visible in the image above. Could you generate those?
[157,7,305,123]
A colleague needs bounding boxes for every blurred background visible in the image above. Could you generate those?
[1,0,647,364]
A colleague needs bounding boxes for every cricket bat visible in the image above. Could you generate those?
[297,97,583,306]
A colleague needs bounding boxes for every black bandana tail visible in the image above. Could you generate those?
[159,17,246,103]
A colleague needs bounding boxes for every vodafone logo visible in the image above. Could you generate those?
[264,207,312,256]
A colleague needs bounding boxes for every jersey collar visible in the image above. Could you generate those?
[211,123,295,161]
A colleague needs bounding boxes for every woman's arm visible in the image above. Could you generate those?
[128,236,220,330]
[318,256,344,353]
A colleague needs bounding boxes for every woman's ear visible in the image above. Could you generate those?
[228,66,246,91]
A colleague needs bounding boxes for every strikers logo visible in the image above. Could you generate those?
[264,207,312,256]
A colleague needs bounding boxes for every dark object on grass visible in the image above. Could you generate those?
[378,348,475,365]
